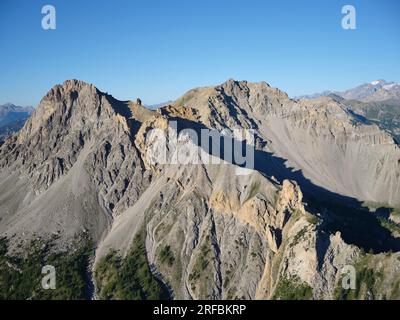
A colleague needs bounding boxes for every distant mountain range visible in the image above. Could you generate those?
[298,80,400,102]
[146,101,173,110]
[0,103,34,143]
[299,80,400,142]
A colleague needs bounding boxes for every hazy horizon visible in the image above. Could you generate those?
[1,0,399,106]
[1,77,400,108]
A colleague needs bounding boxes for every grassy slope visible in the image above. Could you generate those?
[0,237,92,300]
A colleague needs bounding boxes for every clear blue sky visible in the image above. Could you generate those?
[1,0,399,106]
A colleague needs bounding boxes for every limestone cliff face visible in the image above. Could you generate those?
[0,79,399,299]
[167,79,400,207]
[0,80,151,245]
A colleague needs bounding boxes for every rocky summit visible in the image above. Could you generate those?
[0,79,399,300]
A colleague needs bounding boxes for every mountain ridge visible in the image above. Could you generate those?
[298,80,400,142]
[298,79,400,102]
[0,79,400,300]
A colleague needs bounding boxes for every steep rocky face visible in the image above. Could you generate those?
[0,80,151,247]
[0,79,399,300]
[167,79,400,208]
[94,78,400,299]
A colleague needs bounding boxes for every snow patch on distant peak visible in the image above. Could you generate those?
[370,80,383,85]
[383,84,394,90]
[382,83,399,90]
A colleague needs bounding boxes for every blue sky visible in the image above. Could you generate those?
[0,0,399,106]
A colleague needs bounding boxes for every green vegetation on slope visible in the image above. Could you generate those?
[159,245,175,267]
[188,234,216,298]
[243,181,261,203]
[335,255,383,300]
[189,235,212,285]
[290,226,308,248]
[377,217,400,237]
[272,275,313,300]
[346,99,400,142]
[94,229,170,300]
[0,236,92,300]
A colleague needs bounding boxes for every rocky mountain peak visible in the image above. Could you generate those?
[41,79,98,106]
[0,103,18,111]
[0,80,148,197]
[369,79,387,86]
[0,103,34,113]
